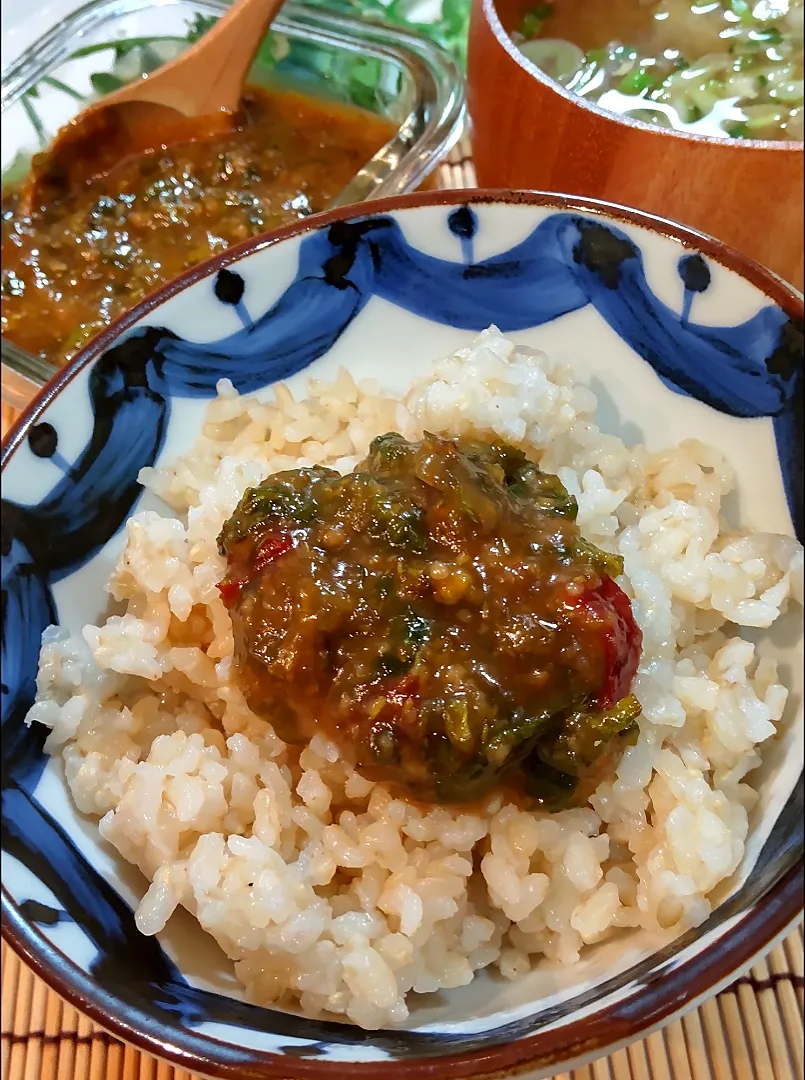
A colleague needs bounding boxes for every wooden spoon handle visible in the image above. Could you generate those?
[110,0,286,116]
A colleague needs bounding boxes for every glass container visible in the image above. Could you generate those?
[1,0,465,411]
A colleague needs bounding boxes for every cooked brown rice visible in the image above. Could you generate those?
[27,327,803,1029]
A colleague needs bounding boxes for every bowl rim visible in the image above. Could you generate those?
[475,0,803,151]
[2,188,803,1079]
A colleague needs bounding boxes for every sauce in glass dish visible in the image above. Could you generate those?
[1,86,394,365]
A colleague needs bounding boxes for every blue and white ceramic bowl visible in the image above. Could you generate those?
[2,192,803,1080]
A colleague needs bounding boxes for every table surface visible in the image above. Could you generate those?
[2,140,803,1080]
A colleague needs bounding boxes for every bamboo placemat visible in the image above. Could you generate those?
[1,137,803,1080]
[2,929,803,1080]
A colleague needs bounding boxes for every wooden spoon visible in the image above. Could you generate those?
[20,0,286,210]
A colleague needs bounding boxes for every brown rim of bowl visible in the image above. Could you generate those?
[2,189,803,1080]
[477,0,803,153]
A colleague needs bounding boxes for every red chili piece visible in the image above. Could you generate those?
[252,531,294,573]
[369,675,422,738]
[385,675,421,709]
[217,580,243,606]
[579,576,642,709]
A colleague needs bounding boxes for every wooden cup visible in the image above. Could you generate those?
[467,0,805,291]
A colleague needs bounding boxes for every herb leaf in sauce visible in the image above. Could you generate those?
[535,693,642,777]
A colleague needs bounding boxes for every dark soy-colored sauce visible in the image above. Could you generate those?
[1,86,394,365]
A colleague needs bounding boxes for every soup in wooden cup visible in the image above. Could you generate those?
[467,0,804,290]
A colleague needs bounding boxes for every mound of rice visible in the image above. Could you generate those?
[27,327,803,1028]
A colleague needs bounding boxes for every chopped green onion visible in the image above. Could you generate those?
[618,66,659,94]
[754,27,783,45]
[521,14,543,39]
[521,2,553,39]
[585,47,608,65]
[730,0,756,24]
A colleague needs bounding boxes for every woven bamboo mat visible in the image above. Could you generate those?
[2,929,803,1080]
[1,137,803,1080]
